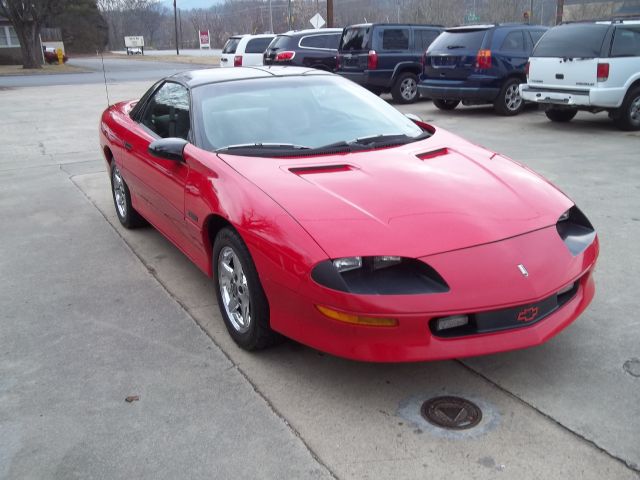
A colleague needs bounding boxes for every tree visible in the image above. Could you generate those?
[51,0,108,53]
[0,0,63,68]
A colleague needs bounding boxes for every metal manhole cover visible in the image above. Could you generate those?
[421,396,482,430]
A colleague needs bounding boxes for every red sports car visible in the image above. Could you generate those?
[99,67,598,362]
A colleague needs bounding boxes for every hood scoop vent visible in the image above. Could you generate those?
[289,164,354,175]
[417,148,450,161]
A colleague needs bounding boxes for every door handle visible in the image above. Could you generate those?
[124,142,133,151]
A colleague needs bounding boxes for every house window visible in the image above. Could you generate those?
[0,26,20,48]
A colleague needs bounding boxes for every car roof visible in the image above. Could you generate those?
[169,66,331,88]
[345,23,443,28]
[280,28,344,36]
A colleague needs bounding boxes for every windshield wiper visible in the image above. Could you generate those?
[314,132,430,152]
[447,45,466,49]
[216,143,311,152]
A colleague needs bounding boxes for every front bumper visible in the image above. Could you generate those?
[263,226,599,362]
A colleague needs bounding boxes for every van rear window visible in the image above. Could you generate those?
[533,24,609,58]
[427,30,487,54]
[340,27,371,51]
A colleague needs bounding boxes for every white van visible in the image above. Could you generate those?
[521,19,640,130]
[220,34,275,68]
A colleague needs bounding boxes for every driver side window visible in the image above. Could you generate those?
[141,82,191,140]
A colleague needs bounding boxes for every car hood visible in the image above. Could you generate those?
[218,129,572,259]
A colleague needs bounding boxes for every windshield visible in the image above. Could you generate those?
[193,75,425,155]
[222,37,241,54]
[427,30,487,54]
[533,24,609,58]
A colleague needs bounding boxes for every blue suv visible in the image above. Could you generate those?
[418,24,548,115]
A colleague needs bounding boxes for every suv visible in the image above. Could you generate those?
[520,20,640,130]
[219,34,275,67]
[419,24,548,115]
[263,28,344,71]
[336,23,443,103]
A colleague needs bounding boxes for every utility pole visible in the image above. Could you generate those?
[173,0,179,55]
[269,0,273,33]
[556,0,564,25]
[396,0,400,23]
[327,0,334,28]
[529,0,534,24]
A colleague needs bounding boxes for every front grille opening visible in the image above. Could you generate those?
[430,276,583,338]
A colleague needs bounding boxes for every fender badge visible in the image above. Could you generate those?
[518,264,529,277]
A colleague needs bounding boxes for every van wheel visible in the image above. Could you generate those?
[613,87,640,131]
[545,108,578,123]
[433,99,460,111]
[494,78,525,116]
[391,72,419,104]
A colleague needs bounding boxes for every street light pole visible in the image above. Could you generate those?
[288,0,292,30]
[269,0,273,33]
[173,0,179,55]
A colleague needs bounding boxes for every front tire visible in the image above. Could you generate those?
[110,163,144,228]
[613,87,640,131]
[433,99,460,111]
[391,72,419,104]
[545,107,578,123]
[213,228,279,351]
[494,78,525,116]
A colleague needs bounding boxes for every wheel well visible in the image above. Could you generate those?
[205,214,233,247]
[627,78,640,95]
[394,66,421,80]
[103,146,114,166]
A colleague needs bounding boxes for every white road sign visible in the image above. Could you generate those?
[309,13,326,30]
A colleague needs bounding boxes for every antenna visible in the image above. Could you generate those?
[100,50,110,107]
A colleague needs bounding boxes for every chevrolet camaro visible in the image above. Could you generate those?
[99,67,598,362]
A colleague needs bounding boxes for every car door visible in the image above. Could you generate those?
[126,81,191,244]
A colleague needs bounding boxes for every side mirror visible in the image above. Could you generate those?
[404,113,423,123]
[148,138,188,162]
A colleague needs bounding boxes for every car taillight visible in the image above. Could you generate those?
[335,54,341,70]
[368,50,378,70]
[234,55,242,67]
[597,62,609,82]
[525,61,530,78]
[476,49,492,69]
[275,51,295,61]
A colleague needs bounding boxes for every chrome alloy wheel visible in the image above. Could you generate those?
[400,77,418,101]
[630,95,640,127]
[112,166,127,219]
[505,83,523,111]
[218,246,251,333]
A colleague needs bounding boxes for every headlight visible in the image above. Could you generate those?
[312,256,449,295]
[556,206,596,256]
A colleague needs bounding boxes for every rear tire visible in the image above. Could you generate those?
[494,78,525,116]
[613,87,640,131]
[545,108,578,123]
[433,99,460,111]
[213,228,280,351]
[391,72,419,104]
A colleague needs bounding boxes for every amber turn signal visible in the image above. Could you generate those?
[316,305,398,327]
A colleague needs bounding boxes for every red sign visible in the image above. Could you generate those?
[199,30,210,47]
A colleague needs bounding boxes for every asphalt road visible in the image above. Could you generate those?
[0,56,212,88]
[0,59,638,479]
